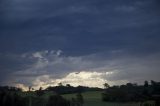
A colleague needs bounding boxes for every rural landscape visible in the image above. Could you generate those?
[1,0,160,106]
[0,80,160,106]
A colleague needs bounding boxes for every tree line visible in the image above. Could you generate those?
[0,85,85,106]
[102,80,160,105]
[45,83,102,94]
[1,80,160,106]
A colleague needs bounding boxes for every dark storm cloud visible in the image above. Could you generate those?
[0,0,160,55]
[3,50,160,88]
[0,0,160,87]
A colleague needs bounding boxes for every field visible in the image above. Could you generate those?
[62,91,140,106]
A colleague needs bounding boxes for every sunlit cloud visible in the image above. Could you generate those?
[16,71,117,91]
[2,50,160,91]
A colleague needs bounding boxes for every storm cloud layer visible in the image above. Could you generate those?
[0,0,160,90]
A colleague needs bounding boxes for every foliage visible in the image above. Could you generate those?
[63,91,140,106]
[0,80,160,106]
[36,87,44,96]
[0,91,28,106]
[47,95,70,106]
[0,86,70,106]
[45,85,102,94]
[102,80,160,105]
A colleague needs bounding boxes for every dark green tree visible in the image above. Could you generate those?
[103,83,110,89]
[36,87,44,96]
[144,81,149,87]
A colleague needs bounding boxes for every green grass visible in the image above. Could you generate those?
[18,91,141,106]
[62,91,140,106]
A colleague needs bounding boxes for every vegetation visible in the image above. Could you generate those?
[102,80,160,106]
[0,85,98,106]
[0,86,70,106]
[45,85,102,94]
[0,80,160,106]
[46,95,70,106]
[63,91,140,106]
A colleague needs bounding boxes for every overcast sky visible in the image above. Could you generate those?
[0,0,160,90]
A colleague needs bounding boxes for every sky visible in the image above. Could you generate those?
[0,0,160,90]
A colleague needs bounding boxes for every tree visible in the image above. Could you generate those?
[66,84,71,87]
[28,86,32,92]
[144,81,149,87]
[103,83,110,89]
[58,83,63,86]
[36,87,44,96]
[151,80,156,86]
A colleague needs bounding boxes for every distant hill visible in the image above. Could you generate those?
[45,85,103,94]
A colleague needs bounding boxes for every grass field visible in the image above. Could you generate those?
[63,91,140,106]
[19,91,141,106]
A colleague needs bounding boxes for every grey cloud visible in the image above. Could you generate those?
[1,50,160,87]
[0,0,160,88]
[1,0,160,56]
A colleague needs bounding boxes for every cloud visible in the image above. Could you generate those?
[1,0,160,56]
[115,5,136,12]
[15,84,29,91]
[0,0,160,90]
[15,71,127,91]
[1,50,159,90]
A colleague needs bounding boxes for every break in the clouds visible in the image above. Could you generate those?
[1,50,160,90]
[0,0,160,90]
